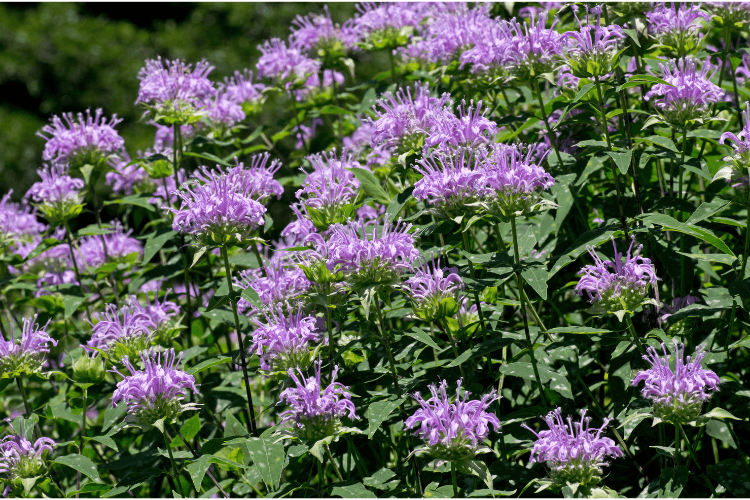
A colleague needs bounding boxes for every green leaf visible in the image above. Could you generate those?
[77,224,114,236]
[171,414,202,448]
[675,252,736,266]
[88,434,118,452]
[59,287,86,319]
[386,186,414,219]
[183,151,232,167]
[348,168,390,204]
[245,437,286,491]
[457,458,494,494]
[186,456,211,493]
[103,468,163,497]
[55,454,101,482]
[187,355,231,375]
[638,213,735,257]
[637,135,679,153]
[405,327,442,350]
[240,287,262,310]
[498,362,572,399]
[546,326,612,335]
[446,337,514,368]
[623,28,641,47]
[657,467,688,498]
[142,229,178,265]
[605,149,633,176]
[319,105,352,115]
[223,411,247,438]
[707,460,750,497]
[365,396,406,438]
[521,263,548,300]
[103,193,155,212]
[67,482,111,497]
[685,199,730,225]
[549,225,619,278]
[102,402,127,432]
[331,481,377,498]
[706,420,736,448]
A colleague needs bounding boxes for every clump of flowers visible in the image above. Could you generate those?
[405,378,500,464]
[645,57,724,127]
[479,143,556,219]
[708,2,750,29]
[112,347,199,427]
[658,294,700,330]
[86,303,154,363]
[136,57,215,125]
[326,216,419,288]
[0,191,46,247]
[632,342,720,424]
[352,2,427,50]
[131,291,182,345]
[106,154,151,196]
[277,361,357,441]
[0,422,55,490]
[296,150,363,230]
[502,12,564,82]
[720,101,750,170]
[221,69,266,116]
[370,82,453,155]
[75,224,143,268]
[0,315,56,378]
[251,305,324,373]
[404,255,464,322]
[171,163,266,247]
[256,38,321,88]
[523,408,623,486]
[425,100,498,152]
[26,164,85,226]
[204,90,246,134]
[235,261,311,314]
[646,3,709,57]
[459,18,514,80]
[414,150,488,219]
[36,108,125,169]
[196,155,283,205]
[291,6,357,59]
[576,237,658,314]
[564,5,625,78]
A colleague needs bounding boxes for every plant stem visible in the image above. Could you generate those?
[251,243,268,278]
[436,320,466,378]
[162,428,181,490]
[678,126,688,296]
[373,297,401,396]
[530,77,563,168]
[451,462,459,497]
[63,220,93,323]
[625,314,647,356]
[388,49,397,85]
[220,244,258,436]
[511,218,548,409]
[172,124,192,344]
[325,444,344,482]
[674,423,680,468]
[741,167,750,279]
[169,423,229,498]
[80,386,87,456]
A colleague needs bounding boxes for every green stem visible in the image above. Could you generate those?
[511,218,548,409]
[169,423,229,498]
[63,220,93,323]
[625,314,647,356]
[674,423,680,468]
[251,243,268,278]
[437,320,466,378]
[461,231,489,338]
[388,49,397,85]
[519,287,553,343]
[318,458,325,493]
[80,387,87,456]
[451,462,459,497]
[325,444,344,482]
[679,126,688,296]
[373,298,401,396]
[162,428,181,489]
[741,167,750,279]
[530,77,563,168]
[221,245,258,436]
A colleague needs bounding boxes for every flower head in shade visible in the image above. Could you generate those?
[291,6,357,58]
[479,143,556,219]
[205,90,246,133]
[111,347,199,427]
[632,342,720,424]
[277,360,357,440]
[644,57,724,127]
[576,237,658,314]
[404,254,464,322]
[171,164,266,247]
[413,150,488,219]
[131,291,181,345]
[149,169,187,206]
[0,421,55,486]
[280,205,318,248]
[326,216,419,288]
[256,39,321,87]
[425,100,498,152]
[36,108,124,168]
[136,57,215,125]
[646,3,709,56]
[294,70,345,104]
[708,2,750,29]
[26,163,85,225]
[459,18,514,79]
[86,303,154,363]
[221,69,266,116]
[405,378,500,463]
[75,224,143,268]
[235,262,311,315]
[106,153,151,196]
[352,2,427,49]
[720,102,750,170]
[522,408,623,486]
[502,12,564,82]
[564,5,625,78]
[251,305,325,373]
[0,315,56,378]
[0,191,46,247]
[296,150,363,230]
[370,82,453,155]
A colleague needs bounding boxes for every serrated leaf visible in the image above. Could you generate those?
[171,414,201,448]
[405,328,441,351]
[365,396,406,438]
[638,213,735,257]
[55,454,101,482]
[102,402,127,433]
[498,362,572,399]
[685,199,730,225]
[246,437,286,491]
[521,264,548,300]
[240,287,262,310]
[605,149,633,175]
[331,481,377,498]
[187,356,231,375]
[546,326,612,335]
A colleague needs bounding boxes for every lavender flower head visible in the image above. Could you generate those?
[708,2,750,28]
[296,150,363,230]
[720,101,750,170]
[36,108,124,168]
[280,204,317,248]
[235,261,310,315]
[106,154,150,196]
[112,347,199,426]
[256,38,321,87]
[405,378,500,463]
[136,57,215,125]
[326,216,419,288]
[644,57,724,127]
[130,290,181,345]
[75,224,143,268]
[194,155,283,205]
[291,6,357,57]
[425,100,498,152]
[352,2,427,49]
[171,163,267,247]
[480,143,556,219]
[414,150,489,219]
[26,163,85,225]
[404,254,464,322]
[221,69,266,116]
[370,82,453,154]
[0,191,46,247]
[633,342,720,424]
[86,303,154,363]
[564,5,625,78]
[658,294,700,329]
[576,237,658,313]
[459,18,514,79]
[0,315,56,378]
[278,360,357,440]
[522,408,623,486]
[646,3,709,56]
[205,90,246,133]
[0,421,55,485]
[251,305,325,373]
[502,12,564,82]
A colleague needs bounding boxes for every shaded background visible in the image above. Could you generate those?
[0,2,365,200]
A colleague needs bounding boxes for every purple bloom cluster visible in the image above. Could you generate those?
[106,154,150,196]
[87,303,154,362]
[501,12,565,82]
[632,342,720,423]
[251,305,324,372]
[425,100,498,152]
[576,237,658,313]
[278,361,357,440]
[0,191,46,245]
[0,315,56,377]
[646,3,709,56]
[112,347,199,426]
[75,224,143,268]
[196,155,283,205]
[405,378,500,462]
[523,408,623,486]
[720,101,750,169]
[404,255,464,321]
[256,39,320,86]
[645,57,724,127]
[236,261,311,315]
[291,5,357,55]
[658,294,700,327]
[26,164,85,225]
[221,69,266,115]
[205,91,246,131]
[414,150,488,218]
[0,422,55,482]
[130,291,181,344]
[279,204,318,248]
[352,2,429,49]
[326,216,419,287]
[564,5,625,78]
[36,108,124,167]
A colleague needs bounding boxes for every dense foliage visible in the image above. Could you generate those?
[1,2,750,498]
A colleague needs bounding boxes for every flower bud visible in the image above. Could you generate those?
[73,354,106,385]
